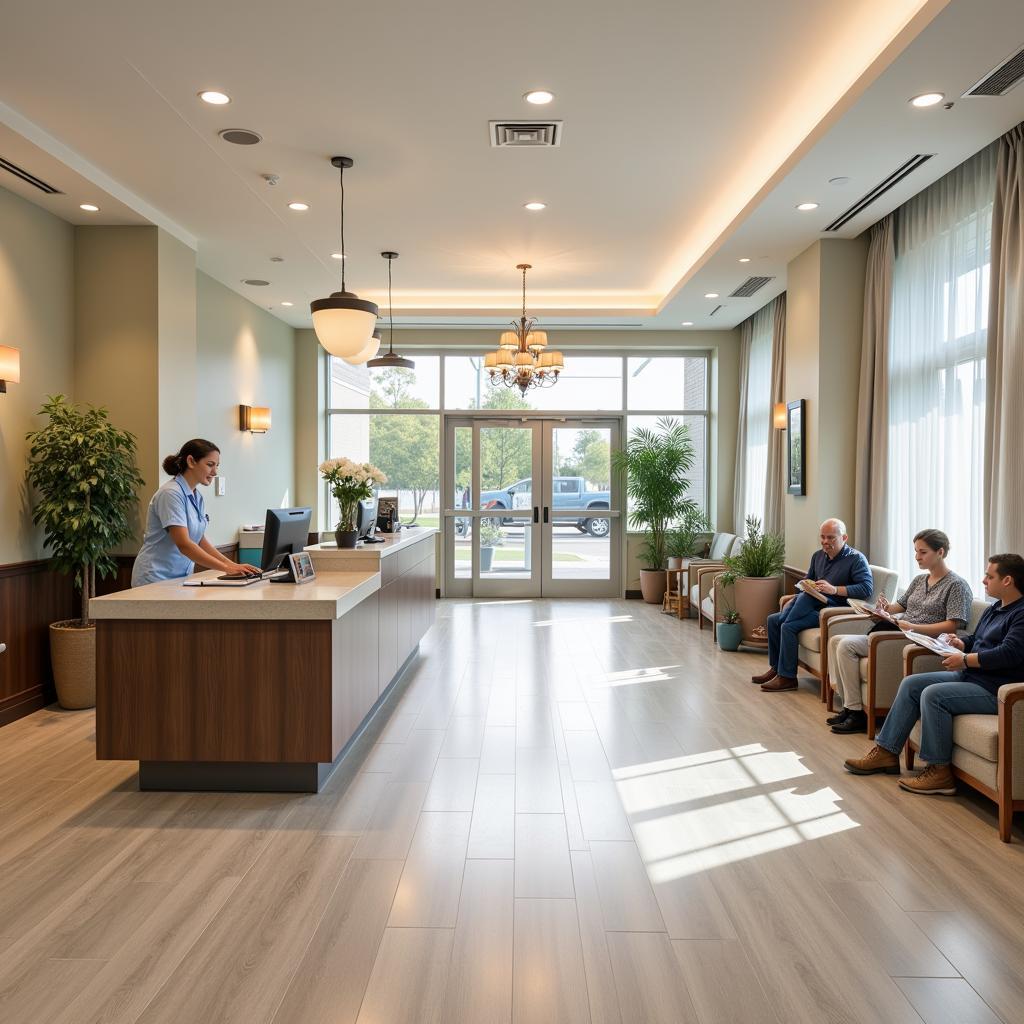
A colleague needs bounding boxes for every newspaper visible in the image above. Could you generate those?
[848,598,900,624]
[903,630,960,656]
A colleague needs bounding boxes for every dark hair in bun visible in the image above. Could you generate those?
[163,439,220,477]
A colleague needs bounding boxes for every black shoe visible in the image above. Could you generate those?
[831,710,868,734]
[826,708,851,727]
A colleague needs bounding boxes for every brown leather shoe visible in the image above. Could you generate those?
[761,676,797,692]
[751,668,778,685]
[899,764,956,795]
[844,745,900,775]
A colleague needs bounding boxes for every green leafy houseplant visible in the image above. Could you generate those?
[26,395,144,627]
[668,507,711,560]
[717,516,785,649]
[479,519,504,548]
[610,417,697,571]
[719,516,786,584]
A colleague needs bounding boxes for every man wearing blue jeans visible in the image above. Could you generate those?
[845,554,1024,795]
[753,519,873,692]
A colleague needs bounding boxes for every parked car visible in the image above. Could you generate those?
[478,477,611,536]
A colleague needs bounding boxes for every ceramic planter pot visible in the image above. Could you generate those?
[49,621,96,709]
[480,546,495,572]
[734,575,782,642]
[667,556,683,570]
[639,568,668,604]
[716,622,743,651]
[336,529,359,549]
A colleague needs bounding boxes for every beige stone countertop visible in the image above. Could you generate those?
[305,527,437,570]
[89,570,380,621]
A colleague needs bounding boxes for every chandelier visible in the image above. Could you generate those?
[484,263,564,396]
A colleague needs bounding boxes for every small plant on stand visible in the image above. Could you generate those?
[479,518,504,572]
[319,458,387,548]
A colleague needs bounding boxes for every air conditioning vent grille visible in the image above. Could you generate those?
[0,155,62,194]
[708,304,724,317]
[729,276,774,298]
[824,155,934,231]
[490,121,562,147]
[964,45,1024,97]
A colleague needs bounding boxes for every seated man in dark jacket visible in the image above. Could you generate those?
[845,553,1024,795]
[754,518,873,692]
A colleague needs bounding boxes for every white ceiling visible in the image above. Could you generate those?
[1,0,1023,331]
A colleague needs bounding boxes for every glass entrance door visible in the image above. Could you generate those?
[443,417,622,598]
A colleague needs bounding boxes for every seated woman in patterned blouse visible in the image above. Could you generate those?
[827,529,973,734]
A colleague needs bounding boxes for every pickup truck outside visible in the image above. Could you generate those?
[479,477,611,536]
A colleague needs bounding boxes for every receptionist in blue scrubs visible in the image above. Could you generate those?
[131,438,261,587]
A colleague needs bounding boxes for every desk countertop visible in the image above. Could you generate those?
[89,570,380,621]
[305,527,436,570]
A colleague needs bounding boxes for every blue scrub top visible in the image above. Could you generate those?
[131,476,208,587]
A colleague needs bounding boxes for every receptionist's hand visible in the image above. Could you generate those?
[229,562,262,576]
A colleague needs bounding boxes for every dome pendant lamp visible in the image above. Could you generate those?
[367,251,414,370]
[310,156,378,357]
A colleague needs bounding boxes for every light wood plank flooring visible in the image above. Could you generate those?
[2,598,1024,1023]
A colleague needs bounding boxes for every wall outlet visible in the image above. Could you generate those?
[214,476,226,497]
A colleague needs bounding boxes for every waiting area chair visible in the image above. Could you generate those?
[689,535,743,632]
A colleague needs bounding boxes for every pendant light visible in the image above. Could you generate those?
[343,329,382,366]
[367,251,414,370]
[310,156,378,357]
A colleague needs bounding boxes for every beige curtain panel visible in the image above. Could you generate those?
[764,293,786,536]
[853,216,894,562]
[986,123,1024,557]
[732,315,753,534]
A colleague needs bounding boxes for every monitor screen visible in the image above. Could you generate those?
[261,507,312,570]
[356,496,379,541]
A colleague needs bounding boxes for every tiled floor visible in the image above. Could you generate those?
[1,598,1023,1023]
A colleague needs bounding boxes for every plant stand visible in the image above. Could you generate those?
[662,567,689,618]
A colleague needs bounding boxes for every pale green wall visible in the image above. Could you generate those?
[0,185,74,564]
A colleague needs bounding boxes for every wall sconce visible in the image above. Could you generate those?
[239,404,271,433]
[773,402,788,429]
[0,346,20,393]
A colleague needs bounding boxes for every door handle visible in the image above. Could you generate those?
[533,506,539,524]
[543,506,549,523]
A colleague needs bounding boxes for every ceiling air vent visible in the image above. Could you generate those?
[823,154,934,231]
[708,304,724,317]
[964,44,1024,97]
[729,276,774,298]
[490,121,563,147]
[0,155,63,194]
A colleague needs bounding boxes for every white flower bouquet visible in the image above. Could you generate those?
[319,458,388,534]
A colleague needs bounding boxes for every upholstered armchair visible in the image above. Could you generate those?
[903,642,1024,842]
[778,563,900,699]
[690,536,743,630]
[826,598,990,737]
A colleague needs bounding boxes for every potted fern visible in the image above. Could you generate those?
[611,417,697,603]
[718,516,786,647]
[26,395,144,709]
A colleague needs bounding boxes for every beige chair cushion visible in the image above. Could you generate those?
[966,599,989,632]
[910,715,997,763]
[799,628,820,653]
[690,583,700,606]
[701,595,715,620]
[707,533,737,560]
[801,649,822,673]
[868,564,900,603]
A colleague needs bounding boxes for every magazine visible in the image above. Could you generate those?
[848,598,900,625]
[903,630,959,656]
[795,578,828,604]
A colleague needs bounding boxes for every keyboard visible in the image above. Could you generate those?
[217,568,288,581]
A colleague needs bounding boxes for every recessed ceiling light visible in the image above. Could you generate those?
[199,90,230,105]
[681,321,694,326]
[281,301,294,307]
[704,292,719,299]
[524,201,547,211]
[218,128,262,146]
[242,279,270,286]
[79,203,100,212]
[738,257,751,263]
[270,256,284,262]
[524,90,554,105]
[910,92,944,108]
[796,202,819,211]
[330,252,347,260]
[288,201,309,211]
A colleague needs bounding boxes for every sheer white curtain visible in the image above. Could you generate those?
[736,301,774,528]
[887,144,996,593]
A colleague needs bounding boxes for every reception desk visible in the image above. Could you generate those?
[91,529,436,792]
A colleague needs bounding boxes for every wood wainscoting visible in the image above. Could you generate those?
[0,542,239,728]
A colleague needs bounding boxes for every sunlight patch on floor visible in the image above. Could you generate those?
[531,614,635,627]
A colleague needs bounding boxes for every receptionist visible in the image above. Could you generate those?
[131,439,261,587]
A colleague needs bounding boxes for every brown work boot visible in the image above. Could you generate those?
[899,763,956,796]
[751,667,778,685]
[844,745,900,775]
[761,676,797,692]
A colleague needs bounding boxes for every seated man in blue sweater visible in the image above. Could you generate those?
[845,553,1024,795]
[753,518,873,692]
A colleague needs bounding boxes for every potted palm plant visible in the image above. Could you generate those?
[667,507,711,569]
[718,516,786,647]
[319,457,387,547]
[611,417,697,604]
[26,395,144,709]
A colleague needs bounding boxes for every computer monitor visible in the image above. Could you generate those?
[261,507,312,576]
[356,495,379,542]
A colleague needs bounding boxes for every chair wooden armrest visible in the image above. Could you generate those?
[904,645,944,675]
[997,683,1024,842]
[779,593,796,610]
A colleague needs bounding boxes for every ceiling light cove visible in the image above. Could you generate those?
[524,90,554,105]
[681,321,694,326]
[79,203,99,212]
[796,202,819,211]
[704,292,719,299]
[280,301,293,307]
[910,92,944,107]
[199,90,230,105]
[524,201,547,211]
[288,201,309,211]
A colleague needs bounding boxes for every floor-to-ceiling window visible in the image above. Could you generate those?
[736,304,773,526]
[886,144,996,592]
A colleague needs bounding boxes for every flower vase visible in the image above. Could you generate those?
[336,527,359,548]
